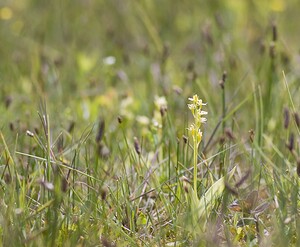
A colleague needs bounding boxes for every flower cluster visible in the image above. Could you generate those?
[187,95,207,146]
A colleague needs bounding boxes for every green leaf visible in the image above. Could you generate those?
[137,212,147,227]
[189,166,236,231]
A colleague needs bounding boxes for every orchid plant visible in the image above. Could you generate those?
[187,94,208,193]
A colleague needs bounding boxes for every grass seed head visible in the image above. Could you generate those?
[134,137,141,155]
[26,130,34,137]
[283,106,290,129]
[219,71,227,89]
[61,177,68,193]
[9,122,14,131]
[225,128,235,140]
[100,187,108,200]
[96,119,105,144]
[117,115,123,124]
[293,112,300,128]
[68,121,75,133]
[34,126,39,135]
[286,133,294,151]
[219,135,226,145]
[249,129,255,143]
[160,105,167,117]
[182,135,188,144]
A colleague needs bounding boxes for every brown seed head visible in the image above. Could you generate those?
[225,128,235,140]
[269,42,276,59]
[134,137,141,155]
[283,107,290,129]
[182,135,188,144]
[160,105,167,117]
[100,187,108,200]
[96,119,105,144]
[219,71,227,89]
[219,135,226,145]
[293,112,300,128]
[286,133,294,151]
[26,130,34,137]
[249,129,255,143]
[9,122,14,131]
[117,116,123,124]
[68,121,75,133]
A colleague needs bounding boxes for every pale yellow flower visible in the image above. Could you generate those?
[187,94,207,193]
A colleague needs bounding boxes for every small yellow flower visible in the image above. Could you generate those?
[187,104,196,110]
[198,117,207,123]
[199,110,208,116]
[188,95,207,107]
[188,95,199,103]
[196,130,203,143]
[187,124,196,136]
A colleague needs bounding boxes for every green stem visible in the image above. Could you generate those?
[222,87,226,134]
[193,138,198,193]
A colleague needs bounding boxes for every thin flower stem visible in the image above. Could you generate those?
[193,139,198,192]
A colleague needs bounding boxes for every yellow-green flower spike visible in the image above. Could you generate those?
[187,94,207,194]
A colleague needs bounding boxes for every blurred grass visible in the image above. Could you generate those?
[0,0,300,246]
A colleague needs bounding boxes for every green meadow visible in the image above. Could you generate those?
[0,1,299,246]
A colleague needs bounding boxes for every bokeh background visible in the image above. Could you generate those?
[1,1,300,246]
[1,0,299,126]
